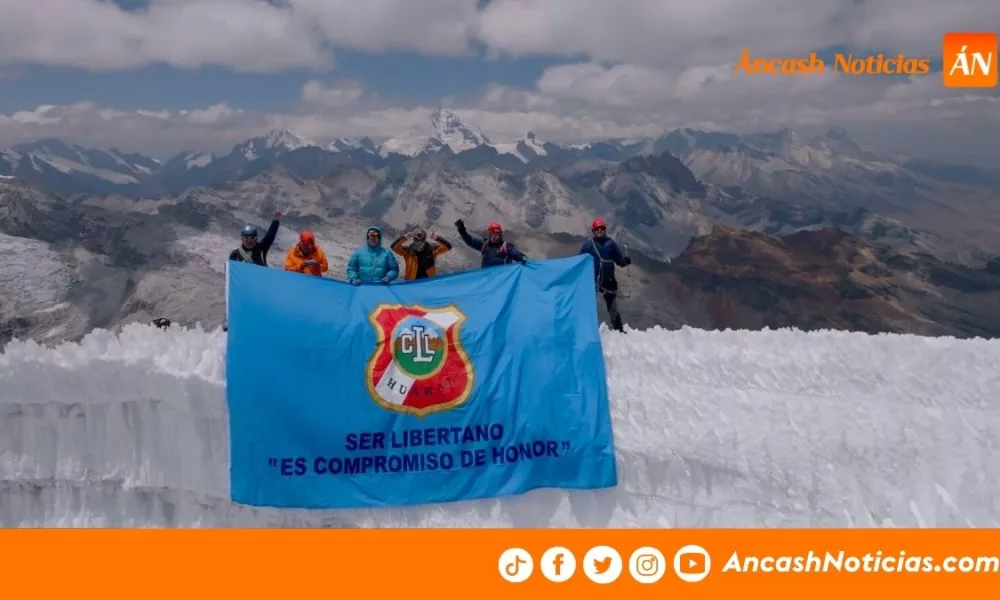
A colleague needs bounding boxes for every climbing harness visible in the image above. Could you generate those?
[589,238,631,299]
[482,240,512,264]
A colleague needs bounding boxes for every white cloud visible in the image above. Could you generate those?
[0,0,330,72]
[0,0,997,165]
[0,0,480,72]
[301,80,366,109]
[3,62,997,167]
[183,104,245,125]
[477,0,1000,69]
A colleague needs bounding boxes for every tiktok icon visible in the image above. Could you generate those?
[498,548,534,583]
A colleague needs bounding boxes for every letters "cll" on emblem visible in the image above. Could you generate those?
[365,304,476,417]
[397,325,438,370]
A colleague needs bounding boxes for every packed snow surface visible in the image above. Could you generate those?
[1,324,999,527]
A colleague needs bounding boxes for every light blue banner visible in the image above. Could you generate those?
[226,255,617,509]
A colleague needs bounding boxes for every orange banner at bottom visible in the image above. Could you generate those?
[2,529,997,598]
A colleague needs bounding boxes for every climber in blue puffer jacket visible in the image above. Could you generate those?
[347,225,400,285]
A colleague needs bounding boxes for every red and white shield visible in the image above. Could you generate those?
[365,303,475,417]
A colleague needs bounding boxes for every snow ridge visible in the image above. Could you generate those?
[379,109,491,157]
[1,324,999,527]
[238,129,316,161]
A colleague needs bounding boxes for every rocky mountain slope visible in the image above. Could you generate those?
[654,225,1000,338]
[3,172,999,346]
[3,111,999,345]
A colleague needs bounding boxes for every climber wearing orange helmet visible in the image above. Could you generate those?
[454,219,527,268]
[579,218,631,332]
[284,230,329,277]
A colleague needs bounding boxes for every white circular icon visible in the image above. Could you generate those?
[540,547,577,582]
[498,547,534,583]
[582,545,623,584]
[673,544,711,583]
[628,546,667,583]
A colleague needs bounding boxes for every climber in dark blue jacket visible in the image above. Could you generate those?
[455,219,527,268]
[579,218,631,332]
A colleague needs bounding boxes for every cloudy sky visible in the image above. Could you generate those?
[0,0,997,165]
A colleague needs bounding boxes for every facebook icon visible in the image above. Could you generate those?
[541,547,577,582]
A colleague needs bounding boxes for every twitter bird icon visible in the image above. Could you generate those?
[583,546,622,584]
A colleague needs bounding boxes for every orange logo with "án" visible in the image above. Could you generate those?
[942,32,997,88]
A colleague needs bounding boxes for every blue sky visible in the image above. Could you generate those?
[0,0,571,114]
[0,0,995,165]
[1,51,571,114]
[2,43,947,116]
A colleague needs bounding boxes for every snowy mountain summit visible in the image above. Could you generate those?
[328,137,377,154]
[378,109,491,157]
[237,129,316,161]
[429,108,491,152]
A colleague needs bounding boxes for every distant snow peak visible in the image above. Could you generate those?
[495,131,550,162]
[519,131,547,156]
[825,126,852,142]
[239,128,316,161]
[430,108,490,152]
[328,137,376,154]
[3,138,149,184]
[328,137,355,152]
[776,128,801,145]
[184,151,214,169]
[262,128,312,150]
[378,109,491,157]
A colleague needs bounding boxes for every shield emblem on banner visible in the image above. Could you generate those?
[365,303,475,417]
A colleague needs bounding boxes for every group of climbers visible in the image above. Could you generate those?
[228,214,630,331]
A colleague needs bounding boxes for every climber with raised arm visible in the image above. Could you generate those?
[390,227,453,280]
[454,219,526,268]
[229,211,282,266]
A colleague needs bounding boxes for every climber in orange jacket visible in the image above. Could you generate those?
[284,230,329,277]
[390,227,453,280]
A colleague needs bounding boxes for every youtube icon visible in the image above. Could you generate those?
[673,545,711,583]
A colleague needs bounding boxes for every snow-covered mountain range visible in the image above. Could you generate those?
[3,108,998,208]
[2,107,999,258]
[1,109,996,213]
[3,104,1000,347]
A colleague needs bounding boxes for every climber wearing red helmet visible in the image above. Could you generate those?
[454,218,527,268]
[579,218,631,332]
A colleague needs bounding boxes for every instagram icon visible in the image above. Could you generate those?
[629,547,666,583]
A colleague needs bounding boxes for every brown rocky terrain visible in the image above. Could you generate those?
[655,225,1000,338]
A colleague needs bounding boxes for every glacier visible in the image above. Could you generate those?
[1,323,999,528]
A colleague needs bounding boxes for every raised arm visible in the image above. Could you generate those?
[257,213,281,251]
[431,235,453,257]
[390,235,409,255]
[455,219,484,251]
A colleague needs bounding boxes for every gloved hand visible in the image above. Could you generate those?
[454,219,465,231]
[380,277,391,284]
[351,279,361,286]
[623,256,631,266]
